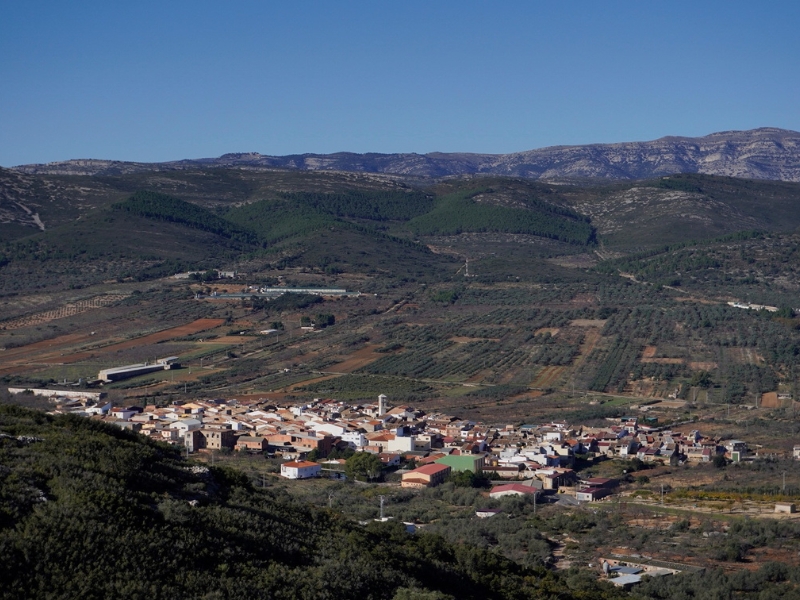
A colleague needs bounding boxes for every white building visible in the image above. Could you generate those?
[280,460,322,479]
[85,402,113,416]
[387,435,415,453]
[311,422,347,437]
[342,431,368,448]
[168,419,202,434]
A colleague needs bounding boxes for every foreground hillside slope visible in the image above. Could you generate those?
[0,405,627,600]
[12,128,800,182]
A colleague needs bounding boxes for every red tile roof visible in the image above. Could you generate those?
[411,463,450,476]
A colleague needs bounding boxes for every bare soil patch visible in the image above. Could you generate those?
[570,292,597,306]
[642,345,657,359]
[673,296,719,305]
[642,357,684,364]
[655,400,687,409]
[450,336,501,343]
[570,319,606,327]
[760,392,780,408]
[689,361,717,370]
[546,254,597,269]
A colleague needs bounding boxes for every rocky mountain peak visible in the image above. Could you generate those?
[11,128,800,182]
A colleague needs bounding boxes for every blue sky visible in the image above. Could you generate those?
[1,1,798,165]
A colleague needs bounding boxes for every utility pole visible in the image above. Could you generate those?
[661,484,664,506]
[328,491,335,509]
[783,471,786,493]
[379,495,385,520]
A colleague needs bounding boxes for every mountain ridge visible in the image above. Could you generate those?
[11,127,800,182]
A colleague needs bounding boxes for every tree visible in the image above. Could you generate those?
[690,370,712,388]
[345,452,383,482]
[314,313,335,328]
[712,453,728,469]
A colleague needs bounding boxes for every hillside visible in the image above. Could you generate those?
[0,404,628,600]
[2,168,800,299]
[559,174,800,250]
[12,128,800,182]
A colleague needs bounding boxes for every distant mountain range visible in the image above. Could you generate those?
[12,128,800,182]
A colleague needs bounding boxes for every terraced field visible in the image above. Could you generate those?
[0,294,129,330]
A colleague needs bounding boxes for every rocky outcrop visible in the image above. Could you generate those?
[12,128,800,182]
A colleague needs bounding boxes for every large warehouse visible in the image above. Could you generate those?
[98,357,180,382]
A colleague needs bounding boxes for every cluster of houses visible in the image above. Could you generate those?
[38,390,760,502]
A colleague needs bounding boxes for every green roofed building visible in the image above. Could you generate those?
[435,453,486,473]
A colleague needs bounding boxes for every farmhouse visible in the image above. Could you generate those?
[576,487,612,502]
[280,460,322,479]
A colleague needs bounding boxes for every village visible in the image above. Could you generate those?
[21,387,794,509]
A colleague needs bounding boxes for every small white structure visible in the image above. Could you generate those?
[775,502,796,514]
[280,460,322,479]
[110,407,137,421]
